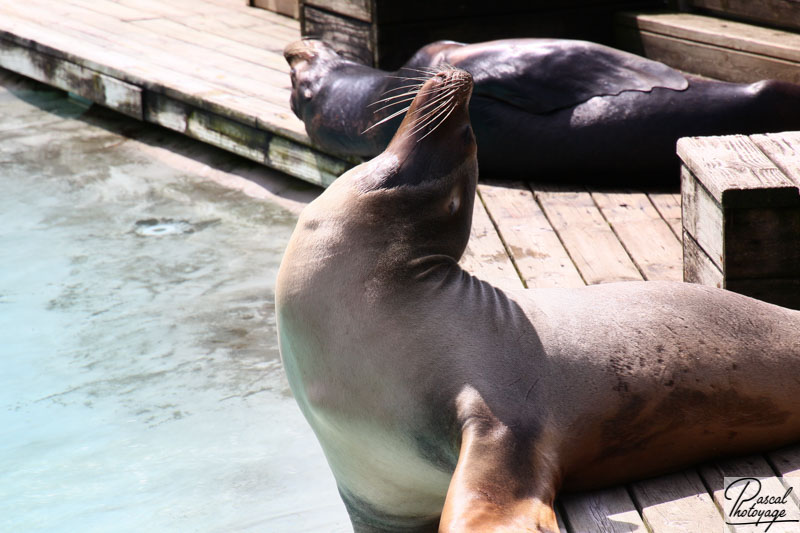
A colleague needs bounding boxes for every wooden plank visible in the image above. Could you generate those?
[752,132,800,188]
[682,230,724,288]
[252,0,299,19]
[676,136,799,208]
[648,192,682,239]
[768,444,800,508]
[5,0,294,107]
[591,190,683,281]
[618,12,800,64]
[0,38,142,119]
[630,470,726,533]
[691,0,800,33]
[303,0,372,22]
[561,486,647,533]
[130,17,291,74]
[701,454,800,533]
[616,26,800,84]
[534,186,642,285]
[144,91,347,187]
[478,181,585,289]
[0,5,311,144]
[169,12,299,53]
[459,189,524,291]
[681,166,724,271]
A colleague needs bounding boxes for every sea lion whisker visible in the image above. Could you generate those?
[415,101,459,142]
[370,96,419,115]
[368,86,441,108]
[407,88,458,124]
[361,104,412,134]
[378,83,424,96]
[409,103,455,141]
[386,75,434,82]
[405,98,456,139]
[398,67,440,76]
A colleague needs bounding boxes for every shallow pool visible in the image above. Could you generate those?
[0,71,350,532]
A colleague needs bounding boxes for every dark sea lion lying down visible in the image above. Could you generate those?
[276,66,800,532]
[284,38,800,183]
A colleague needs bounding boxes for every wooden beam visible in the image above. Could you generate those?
[0,37,142,119]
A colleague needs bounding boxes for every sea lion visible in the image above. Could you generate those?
[284,38,800,183]
[275,66,800,532]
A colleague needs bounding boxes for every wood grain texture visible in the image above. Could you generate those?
[682,230,724,288]
[649,192,682,239]
[752,132,800,188]
[677,136,799,208]
[303,0,372,22]
[630,470,726,533]
[592,190,683,281]
[561,487,647,533]
[0,38,142,118]
[302,6,373,65]
[616,12,800,83]
[479,181,584,288]
[701,455,800,533]
[534,186,642,285]
[768,444,800,508]
[459,190,524,291]
[618,12,800,62]
[691,0,800,33]
[252,0,299,19]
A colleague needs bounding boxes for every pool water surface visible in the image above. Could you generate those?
[0,70,350,532]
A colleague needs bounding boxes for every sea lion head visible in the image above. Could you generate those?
[284,39,343,119]
[348,66,478,262]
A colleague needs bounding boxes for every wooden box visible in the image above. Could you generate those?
[301,0,669,69]
[679,133,800,309]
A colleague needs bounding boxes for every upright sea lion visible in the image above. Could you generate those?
[285,38,800,183]
[275,66,800,532]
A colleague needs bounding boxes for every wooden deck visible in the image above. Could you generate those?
[3,1,800,531]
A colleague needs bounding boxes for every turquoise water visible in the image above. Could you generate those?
[0,72,349,532]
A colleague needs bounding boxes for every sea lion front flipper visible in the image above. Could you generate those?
[439,387,560,533]
[448,39,689,114]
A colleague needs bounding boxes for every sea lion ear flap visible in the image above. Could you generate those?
[283,39,336,68]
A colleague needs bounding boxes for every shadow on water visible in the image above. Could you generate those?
[0,69,348,532]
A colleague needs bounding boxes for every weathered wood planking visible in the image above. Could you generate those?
[533,185,641,285]
[252,0,299,19]
[0,38,142,119]
[768,444,800,507]
[678,134,800,308]
[629,470,726,532]
[690,0,800,33]
[0,0,356,186]
[649,192,682,239]
[479,181,584,289]
[616,12,800,83]
[591,190,683,281]
[701,455,800,533]
[560,487,647,533]
[459,189,524,291]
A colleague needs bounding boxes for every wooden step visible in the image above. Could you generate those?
[616,11,800,83]
[690,0,800,34]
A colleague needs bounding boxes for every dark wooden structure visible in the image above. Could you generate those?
[300,0,669,69]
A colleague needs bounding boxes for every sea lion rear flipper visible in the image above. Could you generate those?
[439,387,560,533]
[450,39,689,114]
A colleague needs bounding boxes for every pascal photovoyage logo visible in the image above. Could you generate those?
[723,477,800,532]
